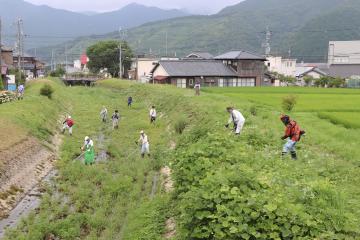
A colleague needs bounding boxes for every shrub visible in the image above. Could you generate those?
[282,95,297,112]
[0,76,4,90]
[40,84,54,99]
[174,117,187,134]
[249,105,257,116]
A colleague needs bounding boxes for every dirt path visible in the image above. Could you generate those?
[0,134,61,238]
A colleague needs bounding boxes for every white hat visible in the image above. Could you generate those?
[140,130,144,134]
[68,116,72,119]
[85,136,90,141]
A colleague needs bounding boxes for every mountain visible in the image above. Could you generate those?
[0,0,188,49]
[36,0,360,63]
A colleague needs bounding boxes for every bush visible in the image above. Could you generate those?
[40,84,54,99]
[249,105,257,116]
[174,116,187,134]
[282,95,297,112]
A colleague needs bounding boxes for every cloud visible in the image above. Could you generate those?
[25,0,242,14]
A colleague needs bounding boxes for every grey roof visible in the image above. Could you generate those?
[154,60,238,77]
[215,50,266,61]
[328,64,360,78]
[186,52,214,59]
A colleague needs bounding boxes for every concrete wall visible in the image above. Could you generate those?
[136,58,158,80]
[328,41,360,65]
[266,56,296,77]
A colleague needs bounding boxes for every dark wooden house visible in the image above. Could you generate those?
[214,50,267,86]
[151,60,239,88]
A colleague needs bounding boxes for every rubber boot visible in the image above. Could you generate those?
[291,151,297,160]
[141,154,145,158]
[281,152,287,158]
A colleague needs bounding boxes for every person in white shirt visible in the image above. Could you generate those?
[149,106,157,124]
[100,106,108,123]
[137,130,150,158]
[225,107,246,135]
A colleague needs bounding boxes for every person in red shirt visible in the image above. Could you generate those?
[280,115,304,160]
[62,116,74,136]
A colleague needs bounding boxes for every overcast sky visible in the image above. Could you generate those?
[25,0,243,14]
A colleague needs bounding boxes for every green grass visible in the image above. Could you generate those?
[1,81,360,239]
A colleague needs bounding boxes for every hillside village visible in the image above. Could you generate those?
[2,40,360,90]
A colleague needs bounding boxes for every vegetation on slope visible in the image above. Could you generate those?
[2,80,360,239]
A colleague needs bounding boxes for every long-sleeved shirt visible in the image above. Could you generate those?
[150,109,157,118]
[100,108,108,117]
[283,120,301,142]
[228,110,245,124]
[139,134,149,145]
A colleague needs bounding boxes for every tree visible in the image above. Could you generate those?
[49,66,65,77]
[278,74,296,86]
[314,76,330,88]
[0,76,4,90]
[87,40,133,78]
[303,76,314,86]
[328,77,345,88]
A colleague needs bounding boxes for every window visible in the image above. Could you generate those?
[218,79,224,87]
[189,79,194,86]
[176,79,186,88]
[237,78,256,87]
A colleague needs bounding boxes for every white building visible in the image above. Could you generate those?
[328,41,360,65]
[265,56,297,77]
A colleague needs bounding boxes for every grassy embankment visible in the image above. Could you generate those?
[2,81,360,239]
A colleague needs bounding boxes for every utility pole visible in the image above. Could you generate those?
[263,26,271,56]
[65,45,68,74]
[16,18,23,84]
[165,31,168,57]
[119,27,122,79]
[51,49,54,71]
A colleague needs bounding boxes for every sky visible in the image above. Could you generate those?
[25,0,243,14]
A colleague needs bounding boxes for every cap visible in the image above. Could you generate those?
[140,130,144,134]
[85,136,90,141]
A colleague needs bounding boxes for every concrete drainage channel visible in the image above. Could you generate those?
[0,127,110,239]
[0,170,57,239]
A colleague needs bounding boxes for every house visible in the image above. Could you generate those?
[131,57,159,83]
[295,65,328,86]
[265,56,297,77]
[328,41,360,65]
[151,60,239,88]
[214,50,267,86]
[185,51,214,59]
[1,46,14,89]
[13,54,45,79]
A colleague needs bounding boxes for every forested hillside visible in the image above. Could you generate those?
[39,0,360,62]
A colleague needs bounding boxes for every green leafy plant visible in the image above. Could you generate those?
[174,116,187,134]
[40,84,54,99]
[282,95,297,112]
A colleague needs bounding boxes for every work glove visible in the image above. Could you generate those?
[281,136,287,140]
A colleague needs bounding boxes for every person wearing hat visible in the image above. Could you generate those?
[280,114,305,160]
[149,106,157,124]
[62,115,74,136]
[112,110,120,129]
[82,136,95,165]
[100,106,108,123]
[225,107,246,135]
[137,130,150,158]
